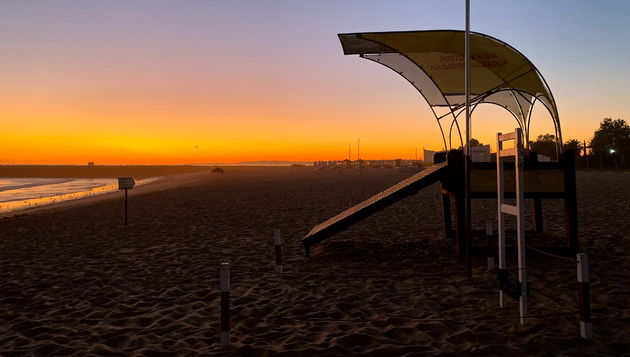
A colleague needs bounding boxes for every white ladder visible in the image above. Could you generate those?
[497,128,527,325]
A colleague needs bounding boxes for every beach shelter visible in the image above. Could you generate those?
[338,30,563,152]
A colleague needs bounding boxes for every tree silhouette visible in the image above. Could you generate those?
[590,118,630,169]
[563,139,583,157]
[529,133,557,160]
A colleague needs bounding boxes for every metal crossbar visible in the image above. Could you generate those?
[497,128,527,325]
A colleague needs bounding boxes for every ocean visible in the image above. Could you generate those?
[0,178,120,213]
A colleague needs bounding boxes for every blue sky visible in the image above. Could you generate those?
[1,1,628,163]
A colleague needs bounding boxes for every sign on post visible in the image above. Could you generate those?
[118,177,135,190]
[118,177,135,225]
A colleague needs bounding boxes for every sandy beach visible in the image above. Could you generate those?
[0,166,219,219]
[0,166,628,355]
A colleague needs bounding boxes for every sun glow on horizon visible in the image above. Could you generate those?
[0,96,583,165]
[2,1,627,165]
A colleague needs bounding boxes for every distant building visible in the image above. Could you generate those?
[313,160,342,168]
[313,158,423,169]
[87,162,95,167]
[424,149,439,163]
[471,145,491,162]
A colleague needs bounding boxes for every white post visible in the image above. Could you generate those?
[486,220,494,269]
[497,132,506,308]
[220,263,231,347]
[577,253,592,339]
[274,229,283,273]
[515,129,527,325]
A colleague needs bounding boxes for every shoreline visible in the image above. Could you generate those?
[0,177,165,217]
[0,165,225,219]
[0,171,213,220]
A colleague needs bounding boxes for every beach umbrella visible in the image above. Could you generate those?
[212,167,225,181]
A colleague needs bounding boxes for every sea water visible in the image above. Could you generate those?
[0,178,120,213]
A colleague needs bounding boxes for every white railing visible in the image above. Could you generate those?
[497,128,527,325]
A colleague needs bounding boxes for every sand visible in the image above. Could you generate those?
[0,166,218,219]
[0,166,628,355]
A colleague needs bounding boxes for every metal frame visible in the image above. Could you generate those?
[346,31,563,153]
[497,128,527,325]
[361,52,453,150]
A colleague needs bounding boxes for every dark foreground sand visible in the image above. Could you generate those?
[0,167,628,355]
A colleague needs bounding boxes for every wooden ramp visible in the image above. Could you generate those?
[302,162,447,256]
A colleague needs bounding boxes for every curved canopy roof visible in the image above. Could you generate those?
[339,30,562,150]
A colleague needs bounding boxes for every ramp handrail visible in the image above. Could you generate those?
[302,162,447,257]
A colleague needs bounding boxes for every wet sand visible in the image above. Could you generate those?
[0,167,628,355]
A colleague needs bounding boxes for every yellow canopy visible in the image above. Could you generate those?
[339,30,562,150]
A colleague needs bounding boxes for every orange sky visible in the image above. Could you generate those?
[1,1,628,164]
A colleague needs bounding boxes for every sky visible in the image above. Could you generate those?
[1,0,629,164]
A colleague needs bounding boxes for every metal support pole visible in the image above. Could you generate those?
[532,198,544,234]
[465,1,471,150]
[124,189,128,226]
[486,220,494,269]
[441,189,454,239]
[563,150,579,252]
[497,132,506,308]
[516,132,527,325]
[464,0,472,278]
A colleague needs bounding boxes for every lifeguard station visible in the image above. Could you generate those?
[303,30,576,257]
[302,30,590,338]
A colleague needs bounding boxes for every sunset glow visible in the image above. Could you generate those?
[2,1,628,164]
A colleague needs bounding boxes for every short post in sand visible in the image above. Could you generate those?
[486,220,494,270]
[577,253,592,339]
[220,263,231,346]
[118,177,135,226]
[274,229,283,273]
